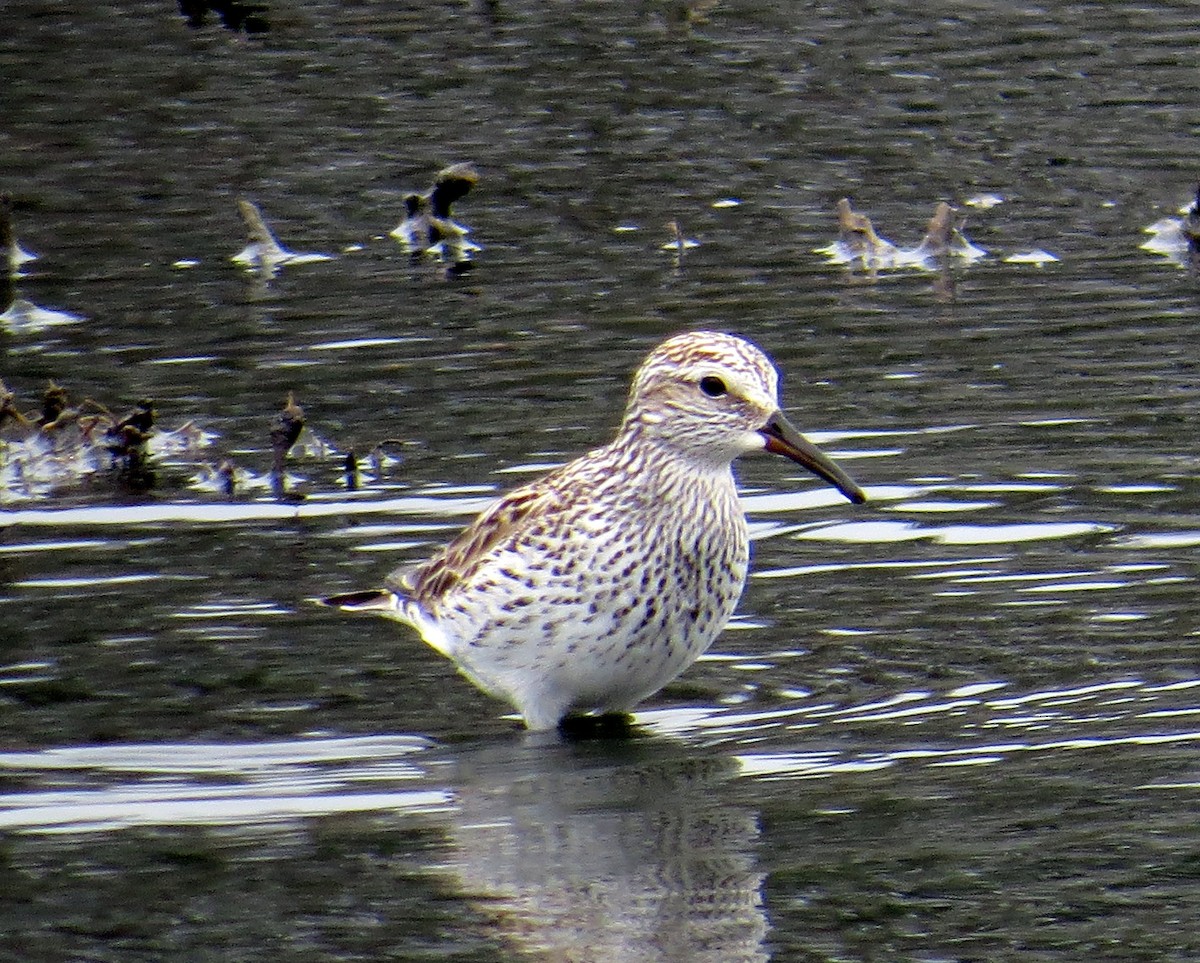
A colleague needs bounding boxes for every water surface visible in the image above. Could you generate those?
[3,2,1200,960]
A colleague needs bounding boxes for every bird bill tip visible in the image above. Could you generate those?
[760,412,866,505]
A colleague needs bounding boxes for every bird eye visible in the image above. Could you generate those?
[699,375,727,398]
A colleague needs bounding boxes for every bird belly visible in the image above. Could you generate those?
[432,513,749,728]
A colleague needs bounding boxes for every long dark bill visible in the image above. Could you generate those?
[760,411,867,505]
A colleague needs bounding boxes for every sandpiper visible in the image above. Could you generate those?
[390,163,480,262]
[231,198,332,274]
[324,331,866,731]
[1,195,38,276]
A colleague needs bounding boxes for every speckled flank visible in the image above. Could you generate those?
[345,331,863,730]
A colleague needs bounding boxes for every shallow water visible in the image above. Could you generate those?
[4,1,1200,960]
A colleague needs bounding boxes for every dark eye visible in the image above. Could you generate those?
[699,376,727,398]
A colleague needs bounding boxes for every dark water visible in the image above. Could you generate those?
[4,1,1200,960]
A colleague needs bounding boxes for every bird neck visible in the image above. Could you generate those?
[610,419,740,482]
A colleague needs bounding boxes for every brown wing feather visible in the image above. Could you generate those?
[407,486,559,604]
[428,163,478,217]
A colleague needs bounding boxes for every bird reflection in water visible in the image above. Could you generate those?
[440,737,769,963]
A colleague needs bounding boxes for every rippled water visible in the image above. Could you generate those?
[4,1,1200,960]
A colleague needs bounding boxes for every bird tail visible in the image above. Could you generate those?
[320,589,398,612]
[320,588,454,658]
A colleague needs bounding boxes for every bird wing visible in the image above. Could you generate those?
[404,485,559,603]
[428,163,478,218]
[236,198,287,259]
